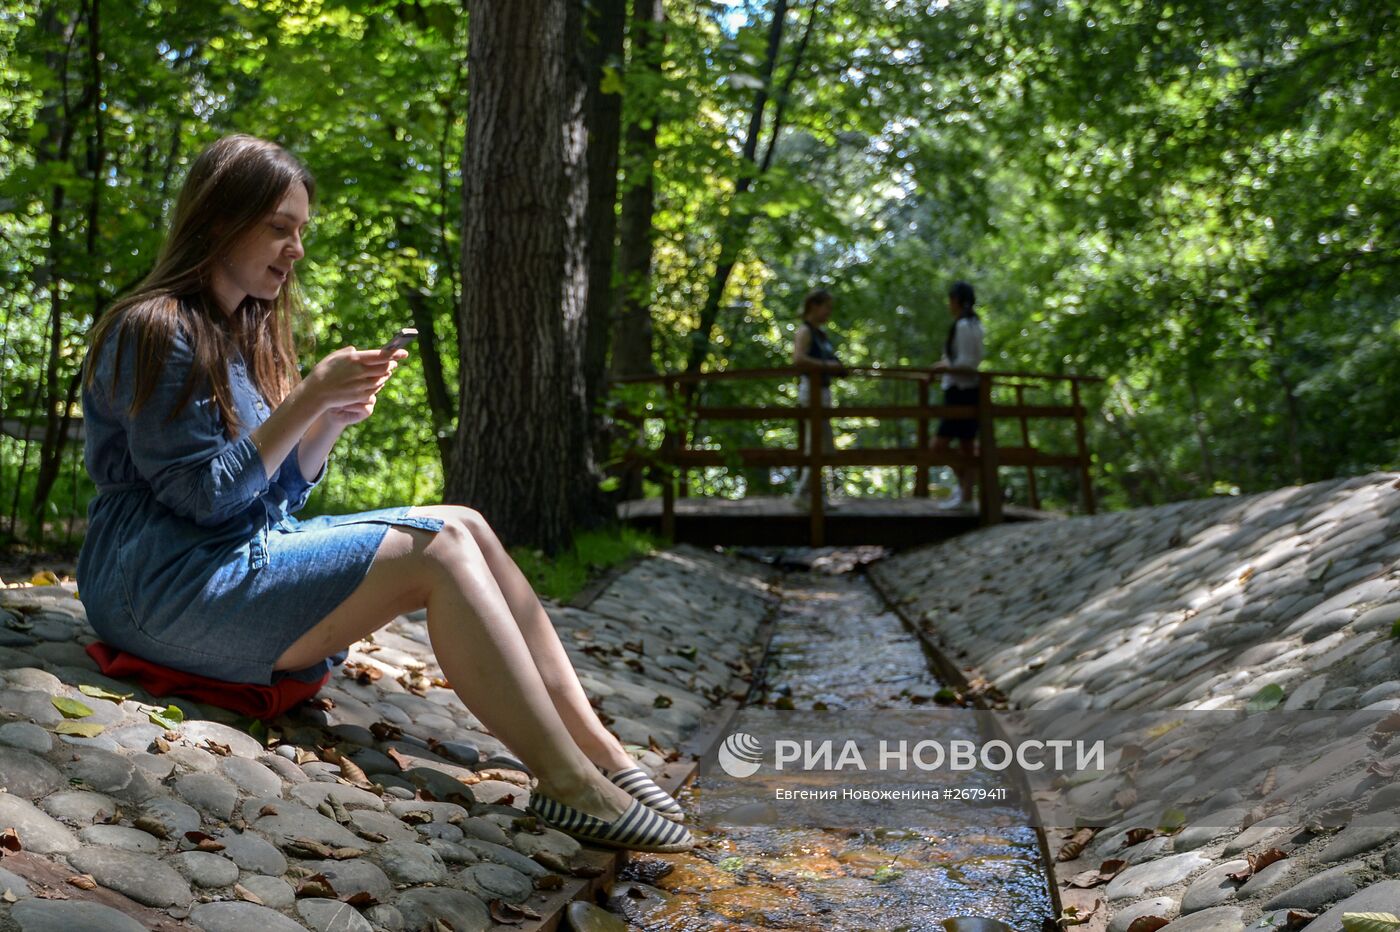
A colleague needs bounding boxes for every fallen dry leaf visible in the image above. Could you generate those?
[489,899,541,924]
[66,874,97,890]
[295,874,338,899]
[1126,918,1170,932]
[1056,827,1097,862]
[202,740,232,757]
[1124,827,1155,847]
[369,722,402,741]
[533,874,565,891]
[234,882,264,905]
[132,816,169,839]
[1067,859,1127,889]
[385,747,413,771]
[343,891,378,908]
[258,805,279,818]
[0,829,21,854]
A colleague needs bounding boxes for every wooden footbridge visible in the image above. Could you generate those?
[611,366,1101,547]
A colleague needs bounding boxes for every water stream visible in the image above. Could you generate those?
[605,549,1056,931]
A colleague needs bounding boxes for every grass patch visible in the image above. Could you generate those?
[510,525,660,603]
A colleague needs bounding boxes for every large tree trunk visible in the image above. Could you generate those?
[579,0,628,427]
[609,0,664,380]
[449,0,598,553]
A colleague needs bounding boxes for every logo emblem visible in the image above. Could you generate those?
[717,732,764,778]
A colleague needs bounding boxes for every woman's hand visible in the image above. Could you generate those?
[303,346,407,426]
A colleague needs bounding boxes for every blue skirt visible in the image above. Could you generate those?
[83,505,445,686]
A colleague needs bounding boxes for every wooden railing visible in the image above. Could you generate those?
[611,366,1102,546]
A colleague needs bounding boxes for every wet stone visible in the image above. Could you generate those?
[0,747,62,796]
[370,839,447,885]
[301,858,394,902]
[175,772,239,821]
[567,901,628,932]
[297,897,374,932]
[0,793,79,853]
[458,861,532,903]
[0,721,52,753]
[9,899,147,932]
[172,849,240,888]
[190,901,310,932]
[39,789,116,826]
[78,824,161,853]
[237,873,295,908]
[393,887,491,932]
[68,846,193,907]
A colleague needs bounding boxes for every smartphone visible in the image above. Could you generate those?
[380,328,418,353]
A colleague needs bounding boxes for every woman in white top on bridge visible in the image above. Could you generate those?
[932,281,984,510]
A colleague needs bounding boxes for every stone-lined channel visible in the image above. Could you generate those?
[602,549,1056,931]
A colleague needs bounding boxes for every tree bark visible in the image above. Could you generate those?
[579,0,628,427]
[609,0,664,380]
[449,0,599,552]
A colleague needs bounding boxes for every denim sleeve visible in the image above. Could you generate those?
[273,442,327,515]
[111,324,270,527]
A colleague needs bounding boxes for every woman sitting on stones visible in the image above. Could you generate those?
[76,134,691,853]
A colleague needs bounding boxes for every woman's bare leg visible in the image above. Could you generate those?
[273,521,634,820]
[405,505,635,773]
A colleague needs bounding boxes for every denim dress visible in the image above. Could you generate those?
[76,318,444,685]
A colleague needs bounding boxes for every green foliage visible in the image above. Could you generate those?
[509,525,659,604]
[2,0,1396,551]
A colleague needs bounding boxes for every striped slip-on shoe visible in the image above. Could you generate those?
[604,766,686,823]
[527,793,694,853]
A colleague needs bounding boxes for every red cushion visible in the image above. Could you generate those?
[85,642,328,720]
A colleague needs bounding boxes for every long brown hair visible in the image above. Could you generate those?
[83,135,315,437]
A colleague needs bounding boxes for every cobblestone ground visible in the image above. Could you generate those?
[872,472,1400,930]
[0,545,773,932]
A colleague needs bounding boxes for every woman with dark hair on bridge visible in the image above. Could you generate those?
[791,288,845,502]
[932,281,984,510]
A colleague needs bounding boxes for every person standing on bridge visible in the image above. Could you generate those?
[792,288,845,502]
[932,280,984,510]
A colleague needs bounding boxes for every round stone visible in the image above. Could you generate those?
[218,755,283,797]
[216,828,287,875]
[236,873,295,909]
[175,772,239,821]
[291,782,384,811]
[0,865,32,899]
[172,850,240,888]
[459,862,532,903]
[140,797,202,838]
[0,747,63,796]
[566,901,628,932]
[1157,907,1244,931]
[39,790,117,826]
[67,846,193,907]
[0,721,53,753]
[1179,858,1248,913]
[297,898,374,932]
[1107,897,1177,932]
[1106,852,1212,901]
[364,905,405,931]
[300,859,394,902]
[394,887,491,932]
[10,899,146,932]
[457,816,509,846]
[252,801,362,850]
[370,840,447,885]
[458,839,550,877]
[63,748,136,794]
[179,721,264,759]
[78,824,162,853]
[0,793,79,853]
[190,901,310,932]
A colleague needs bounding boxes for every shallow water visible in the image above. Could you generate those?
[607,553,1055,931]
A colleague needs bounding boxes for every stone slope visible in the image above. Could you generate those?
[0,545,774,931]
[872,472,1400,929]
